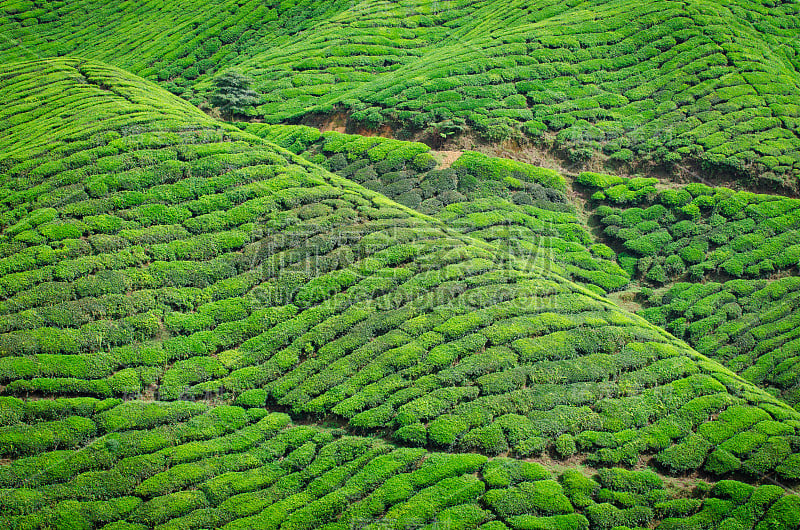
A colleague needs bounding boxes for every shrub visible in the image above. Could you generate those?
[705,449,742,475]
[576,172,624,189]
[555,434,577,458]
[97,400,208,432]
[130,490,209,526]
[759,495,800,529]
[382,474,485,526]
[452,151,565,191]
[712,480,754,504]
[584,503,653,529]
[435,503,491,528]
[174,406,251,443]
[656,434,713,473]
[560,470,599,508]
[658,189,692,207]
[483,458,549,489]
[680,245,705,264]
[506,514,590,530]
[776,454,800,480]
[654,498,703,518]
[646,262,668,284]
[624,230,673,256]
[407,453,487,489]
[428,415,468,447]
[484,481,573,518]
[412,153,437,171]
[0,416,96,457]
[461,423,509,455]
[135,452,257,498]
[743,436,791,475]
[394,423,427,446]
[68,468,137,500]
[597,468,662,494]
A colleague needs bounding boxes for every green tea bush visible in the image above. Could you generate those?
[597,469,662,495]
[705,449,742,475]
[483,459,549,489]
[584,503,653,530]
[484,481,573,518]
[0,416,96,457]
[506,514,590,530]
[654,498,703,518]
[560,470,599,509]
[656,434,712,473]
[130,490,209,526]
[97,401,208,432]
[428,415,468,447]
[555,434,577,458]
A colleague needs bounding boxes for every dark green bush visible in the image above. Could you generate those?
[0,416,96,457]
[506,513,590,530]
[654,498,703,518]
[597,468,662,494]
[461,423,509,455]
[705,449,742,475]
[555,434,577,458]
[584,503,653,530]
[428,415,468,447]
[394,423,428,446]
[483,458,549,489]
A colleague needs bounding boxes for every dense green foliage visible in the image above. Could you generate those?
[3,56,800,528]
[242,123,630,292]
[210,70,259,119]
[580,171,800,413]
[2,408,798,529]
[640,277,800,410]
[580,172,800,285]
[3,0,800,183]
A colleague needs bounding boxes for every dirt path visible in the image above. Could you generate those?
[433,149,463,169]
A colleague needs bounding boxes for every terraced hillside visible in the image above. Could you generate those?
[642,277,800,410]
[239,123,631,293]
[5,408,800,530]
[236,126,800,414]
[3,0,800,185]
[2,58,800,528]
[580,173,800,282]
[578,172,800,410]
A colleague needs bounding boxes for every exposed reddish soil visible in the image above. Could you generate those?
[285,112,799,197]
[434,150,463,169]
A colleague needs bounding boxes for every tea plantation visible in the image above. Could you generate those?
[239,123,630,293]
[640,277,800,411]
[3,405,800,529]
[578,171,800,412]
[2,57,800,527]
[3,0,800,184]
[579,172,800,285]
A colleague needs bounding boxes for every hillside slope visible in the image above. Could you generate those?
[239,122,631,293]
[3,0,800,185]
[237,125,800,413]
[2,58,800,527]
[574,172,800,409]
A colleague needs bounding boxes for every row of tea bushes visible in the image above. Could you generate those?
[579,172,800,284]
